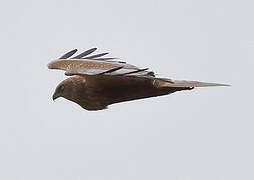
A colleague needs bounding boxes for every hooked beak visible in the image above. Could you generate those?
[52,93,60,101]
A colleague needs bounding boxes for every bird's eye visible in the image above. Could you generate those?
[59,85,65,91]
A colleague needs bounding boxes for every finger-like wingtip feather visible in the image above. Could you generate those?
[98,66,124,75]
[59,49,78,59]
[72,48,97,59]
[83,53,109,59]
[120,68,149,75]
[94,58,118,61]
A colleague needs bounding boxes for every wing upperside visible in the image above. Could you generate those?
[49,48,230,87]
[48,48,154,77]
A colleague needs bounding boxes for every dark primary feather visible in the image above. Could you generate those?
[95,58,126,63]
[59,48,121,63]
[94,58,118,61]
[83,53,109,59]
[72,48,97,59]
[59,49,77,59]
[108,60,126,63]
[98,66,124,75]
[119,68,149,75]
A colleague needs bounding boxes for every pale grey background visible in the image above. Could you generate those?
[0,0,253,179]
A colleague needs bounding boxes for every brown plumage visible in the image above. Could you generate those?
[48,48,229,111]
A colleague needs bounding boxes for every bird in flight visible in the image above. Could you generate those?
[48,48,229,111]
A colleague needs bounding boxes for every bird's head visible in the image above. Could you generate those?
[52,78,77,101]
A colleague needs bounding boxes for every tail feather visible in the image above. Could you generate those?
[156,78,230,88]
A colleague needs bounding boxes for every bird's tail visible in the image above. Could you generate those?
[154,78,230,88]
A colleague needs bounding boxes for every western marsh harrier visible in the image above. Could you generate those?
[48,48,229,111]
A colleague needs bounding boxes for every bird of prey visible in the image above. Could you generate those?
[48,48,229,111]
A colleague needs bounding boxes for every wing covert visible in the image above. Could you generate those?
[48,48,155,77]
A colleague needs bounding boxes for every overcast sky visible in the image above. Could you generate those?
[0,0,253,179]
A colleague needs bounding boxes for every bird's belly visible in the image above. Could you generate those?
[79,76,173,109]
[96,81,170,105]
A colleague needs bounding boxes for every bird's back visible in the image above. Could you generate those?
[77,75,191,110]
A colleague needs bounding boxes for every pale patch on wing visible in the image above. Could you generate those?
[64,66,155,77]
[48,59,122,71]
[65,68,109,76]
[48,48,151,76]
[48,58,155,76]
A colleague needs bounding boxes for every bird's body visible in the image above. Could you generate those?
[56,75,192,110]
[48,48,229,111]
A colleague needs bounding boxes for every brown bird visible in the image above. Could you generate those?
[48,48,229,111]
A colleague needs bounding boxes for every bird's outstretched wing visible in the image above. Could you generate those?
[48,48,154,77]
[48,48,230,88]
